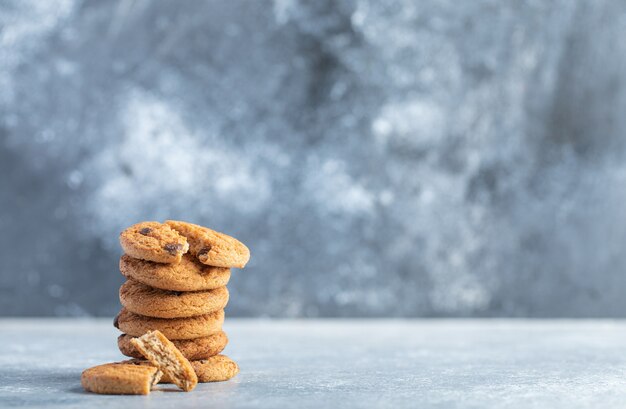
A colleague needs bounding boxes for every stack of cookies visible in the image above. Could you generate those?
[113,220,250,384]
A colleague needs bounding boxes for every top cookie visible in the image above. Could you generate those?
[165,220,250,268]
[120,222,189,264]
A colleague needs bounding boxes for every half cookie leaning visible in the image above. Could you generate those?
[118,331,229,360]
[120,254,231,292]
[114,308,224,340]
[120,280,229,318]
[165,220,250,268]
[130,330,198,392]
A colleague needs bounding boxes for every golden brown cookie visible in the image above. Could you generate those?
[81,363,162,395]
[119,221,189,263]
[120,280,229,319]
[165,220,250,268]
[118,331,228,360]
[120,254,231,292]
[187,355,239,383]
[130,330,198,392]
[114,308,224,340]
[122,355,239,383]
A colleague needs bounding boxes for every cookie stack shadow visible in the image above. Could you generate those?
[113,220,250,384]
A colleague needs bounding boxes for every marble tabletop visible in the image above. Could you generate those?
[1,318,626,408]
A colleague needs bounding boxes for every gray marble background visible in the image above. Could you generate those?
[2,0,626,317]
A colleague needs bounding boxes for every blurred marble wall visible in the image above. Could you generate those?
[2,0,626,317]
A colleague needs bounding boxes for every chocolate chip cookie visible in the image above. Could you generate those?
[114,308,224,340]
[165,220,250,268]
[119,280,229,319]
[118,331,228,360]
[119,221,189,263]
[119,254,231,291]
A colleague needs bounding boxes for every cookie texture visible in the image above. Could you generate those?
[123,355,239,384]
[120,254,231,292]
[118,331,228,360]
[130,330,198,392]
[115,308,225,340]
[81,363,162,395]
[120,222,189,263]
[165,220,250,268]
[120,280,229,318]
[186,355,239,383]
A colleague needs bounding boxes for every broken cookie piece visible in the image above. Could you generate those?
[81,363,162,395]
[130,330,198,392]
[165,220,250,268]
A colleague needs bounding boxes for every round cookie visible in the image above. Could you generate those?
[118,332,228,360]
[120,279,229,318]
[120,254,231,291]
[165,220,250,268]
[115,308,224,340]
[120,222,189,263]
[187,355,239,383]
[118,331,229,360]
[81,363,162,395]
[122,355,239,383]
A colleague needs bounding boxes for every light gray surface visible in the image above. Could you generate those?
[4,0,626,318]
[1,319,626,408]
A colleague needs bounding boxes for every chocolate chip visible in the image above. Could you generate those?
[197,245,212,257]
[139,227,152,235]
[164,243,183,255]
[113,315,119,329]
